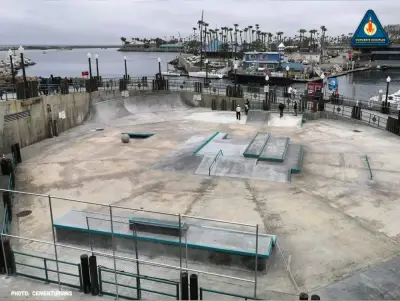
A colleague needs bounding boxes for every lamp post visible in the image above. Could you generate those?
[7,49,15,85]
[205,59,209,86]
[234,64,238,95]
[87,52,92,79]
[320,73,325,97]
[265,75,270,110]
[286,65,290,78]
[384,76,391,114]
[18,45,27,98]
[95,54,99,79]
[124,56,128,79]
[158,57,162,76]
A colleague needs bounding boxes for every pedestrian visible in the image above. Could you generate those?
[236,104,241,120]
[245,103,249,115]
[293,101,298,116]
[245,99,250,108]
[288,86,293,100]
[278,102,285,118]
[293,87,298,99]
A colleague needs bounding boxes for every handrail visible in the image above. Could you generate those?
[208,150,223,176]
[365,155,373,180]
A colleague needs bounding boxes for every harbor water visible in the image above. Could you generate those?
[2,48,400,101]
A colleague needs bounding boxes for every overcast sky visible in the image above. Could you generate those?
[1,0,399,45]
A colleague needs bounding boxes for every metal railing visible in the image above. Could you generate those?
[329,104,388,130]
[13,251,82,290]
[365,156,373,180]
[208,150,223,176]
[98,266,180,300]
[0,187,282,300]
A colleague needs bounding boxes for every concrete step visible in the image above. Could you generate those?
[259,136,290,162]
[243,132,270,158]
[194,155,219,176]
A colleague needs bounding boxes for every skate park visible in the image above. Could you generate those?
[2,89,400,300]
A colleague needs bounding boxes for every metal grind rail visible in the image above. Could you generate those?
[365,155,373,180]
[208,150,223,176]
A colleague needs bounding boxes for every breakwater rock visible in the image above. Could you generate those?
[0,55,36,83]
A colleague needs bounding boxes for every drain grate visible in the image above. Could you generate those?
[16,210,32,218]
[353,130,362,133]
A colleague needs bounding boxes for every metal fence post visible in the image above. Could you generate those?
[48,195,61,290]
[109,206,119,299]
[132,220,141,299]
[254,224,259,299]
[86,217,93,256]
[1,232,8,276]
[179,214,183,277]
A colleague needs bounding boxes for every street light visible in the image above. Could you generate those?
[124,56,128,79]
[286,65,290,78]
[18,45,27,98]
[384,76,391,113]
[7,49,15,85]
[158,57,162,76]
[95,54,99,79]
[87,52,92,79]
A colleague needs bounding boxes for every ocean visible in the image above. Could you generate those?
[2,48,400,101]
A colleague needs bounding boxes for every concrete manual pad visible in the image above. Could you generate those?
[259,136,290,162]
[243,132,270,157]
[54,210,276,257]
[185,111,247,124]
[267,113,302,127]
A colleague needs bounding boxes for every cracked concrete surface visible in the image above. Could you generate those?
[4,96,400,299]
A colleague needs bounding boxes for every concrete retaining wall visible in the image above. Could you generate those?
[0,90,122,154]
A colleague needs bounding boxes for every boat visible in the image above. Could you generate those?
[188,70,223,79]
[161,71,181,77]
[234,51,304,85]
[369,89,400,109]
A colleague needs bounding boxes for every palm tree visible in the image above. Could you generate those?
[255,24,260,41]
[276,31,284,42]
[320,25,327,52]
[299,29,307,45]
[267,33,273,50]
[234,24,239,53]
[309,29,318,51]
[192,27,197,41]
[248,26,253,44]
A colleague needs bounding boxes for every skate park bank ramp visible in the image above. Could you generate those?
[246,110,302,127]
[123,93,196,114]
[89,99,132,124]
[88,92,198,125]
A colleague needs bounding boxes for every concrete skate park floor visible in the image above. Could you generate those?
[9,93,400,299]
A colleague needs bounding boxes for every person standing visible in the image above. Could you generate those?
[236,104,241,120]
[293,101,298,116]
[278,102,285,118]
[245,103,249,115]
[288,86,293,100]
